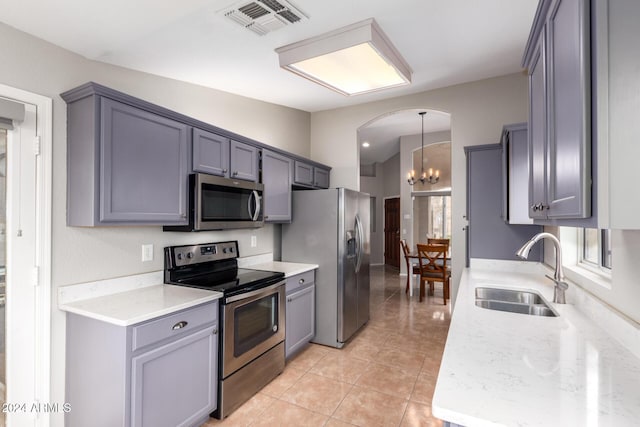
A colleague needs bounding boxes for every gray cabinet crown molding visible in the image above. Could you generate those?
[61,82,331,172]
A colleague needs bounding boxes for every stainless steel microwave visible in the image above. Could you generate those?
[164,173,264,231]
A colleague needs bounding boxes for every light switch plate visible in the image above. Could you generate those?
[142,244,153,262]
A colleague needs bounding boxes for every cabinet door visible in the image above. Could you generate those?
[507,126,534,225]
[293,161,314,186]
[192,128,229,177]
[100,98,189,224]
[313,167,330,189]
[131,325,218,427]
[466,145,542,262]
[528,32,547,220]
[546,0,591,218]
[285,285,315,359]
[230,140,258,182]
[262,149,292,222]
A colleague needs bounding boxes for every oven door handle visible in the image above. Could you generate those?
[225,280,284,304]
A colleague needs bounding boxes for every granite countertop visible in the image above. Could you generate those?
[248,261,318,278]
[58,272,222,326]
[433,264,640,426]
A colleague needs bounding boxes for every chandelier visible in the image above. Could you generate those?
[407,111,439,186]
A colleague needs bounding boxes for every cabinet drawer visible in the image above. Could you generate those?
[285,270,315,294]
[132,301,218,352]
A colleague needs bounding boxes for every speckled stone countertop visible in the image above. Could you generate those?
[433,264,640,426]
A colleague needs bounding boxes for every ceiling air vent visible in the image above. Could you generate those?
[221,0,308,35]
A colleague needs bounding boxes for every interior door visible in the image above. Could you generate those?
[384,197,400,268]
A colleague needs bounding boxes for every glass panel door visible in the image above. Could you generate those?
[412,195,452,252]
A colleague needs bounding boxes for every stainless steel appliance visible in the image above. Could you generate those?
[164,241,285,419]
[164,173,264,232]
[282,188,370,348]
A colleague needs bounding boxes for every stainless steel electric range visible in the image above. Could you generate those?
[164,241,285,419]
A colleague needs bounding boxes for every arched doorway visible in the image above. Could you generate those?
[357,109,451,274]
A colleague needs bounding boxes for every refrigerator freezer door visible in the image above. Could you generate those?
[338,188,359,343]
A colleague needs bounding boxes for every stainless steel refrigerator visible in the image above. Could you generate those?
[282,188,370,348]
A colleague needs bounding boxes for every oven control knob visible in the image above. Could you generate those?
[186,252,193,259]
[222,248,227,254]
[272,325,278,332]
[177,253,182,260]
[229,247,234,253]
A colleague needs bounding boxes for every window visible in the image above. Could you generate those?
[581,228,612,270]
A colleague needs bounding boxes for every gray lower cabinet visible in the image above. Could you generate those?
[192,128,258,182]
[285,271,315,359]
[261,149,292,222]
[523,0,591,221]
[66,301,218,427]
[465,144,542,264]
[65,95,189,226]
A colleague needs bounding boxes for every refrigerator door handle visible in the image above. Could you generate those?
[355,214,364,273]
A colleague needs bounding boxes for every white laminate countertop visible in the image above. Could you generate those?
[247,261,318,278]
[433,266,640,427]
[59,277,222,327]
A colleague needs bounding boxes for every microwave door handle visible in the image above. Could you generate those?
[247,191,254,220]
[252,190,261,221]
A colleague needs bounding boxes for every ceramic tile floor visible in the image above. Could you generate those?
[203,265,452,427]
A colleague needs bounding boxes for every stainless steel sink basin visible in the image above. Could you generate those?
[475,287,558,317]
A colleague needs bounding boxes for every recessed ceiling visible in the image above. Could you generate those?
[0,0,538,112]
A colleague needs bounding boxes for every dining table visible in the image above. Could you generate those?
[405,252,451,298]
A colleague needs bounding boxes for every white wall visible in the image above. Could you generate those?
[360,153,401,266]
[310,73,529,306]
[0,22,311,425]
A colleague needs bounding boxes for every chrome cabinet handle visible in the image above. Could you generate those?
[172,321,188,330]
[287,298,292,302]
[222,168,228,174]
[212,327,218,335]
[232,171,238,176]
[298,278,305,284]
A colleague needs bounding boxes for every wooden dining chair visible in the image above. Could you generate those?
[416,243,451,304]
[427,238,450,255]
[400,239,420,294]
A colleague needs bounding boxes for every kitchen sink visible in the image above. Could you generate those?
[475,287,558,317]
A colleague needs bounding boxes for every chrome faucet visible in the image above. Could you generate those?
[516,232,568,304]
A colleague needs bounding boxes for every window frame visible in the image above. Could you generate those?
[578,228,612,273]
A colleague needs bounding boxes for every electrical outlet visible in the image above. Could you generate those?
[142,244,154,262]
[250,235,257,248]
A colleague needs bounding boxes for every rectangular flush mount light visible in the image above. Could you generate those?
[275,18,412,96]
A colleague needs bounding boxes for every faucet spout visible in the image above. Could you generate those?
[516,232,568,304]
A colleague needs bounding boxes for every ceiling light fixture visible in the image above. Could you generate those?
[275,18,412,96]
[408,112,440,186]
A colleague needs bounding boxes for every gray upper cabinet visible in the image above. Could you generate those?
[293,161,314,187]
[545,0,591,218]
[192,128,229,177]
[528,32,547,221]
[523,0,591,222]
[262,149,292,223]
[192,129,258,182]
[65,94,189,226]
[230,140,259,182]
[294,161,330,189]
[502,123,534,225]
[313,167,330,189]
